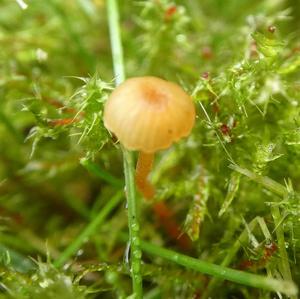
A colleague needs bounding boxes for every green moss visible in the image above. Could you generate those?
[0,0,299,298]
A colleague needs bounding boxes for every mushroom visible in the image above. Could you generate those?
[104,76,195,199]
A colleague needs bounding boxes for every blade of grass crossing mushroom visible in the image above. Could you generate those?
[106,0,125,85]
[106,0,143,297]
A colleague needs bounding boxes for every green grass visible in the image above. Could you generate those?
[0,0,300,298]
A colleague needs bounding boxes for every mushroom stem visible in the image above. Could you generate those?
[135,152,155,199]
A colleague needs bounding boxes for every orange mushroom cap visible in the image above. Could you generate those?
[104,76,195,153]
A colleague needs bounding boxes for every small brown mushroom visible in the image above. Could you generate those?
[104,76,195,199]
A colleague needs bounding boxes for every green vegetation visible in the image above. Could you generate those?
[0,0,300,298]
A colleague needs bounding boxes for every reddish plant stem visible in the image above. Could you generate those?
[135,152,155,199]
[135,152,192,251]
[153,202,193,252]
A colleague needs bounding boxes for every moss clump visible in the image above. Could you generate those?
[0,0,299,298]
